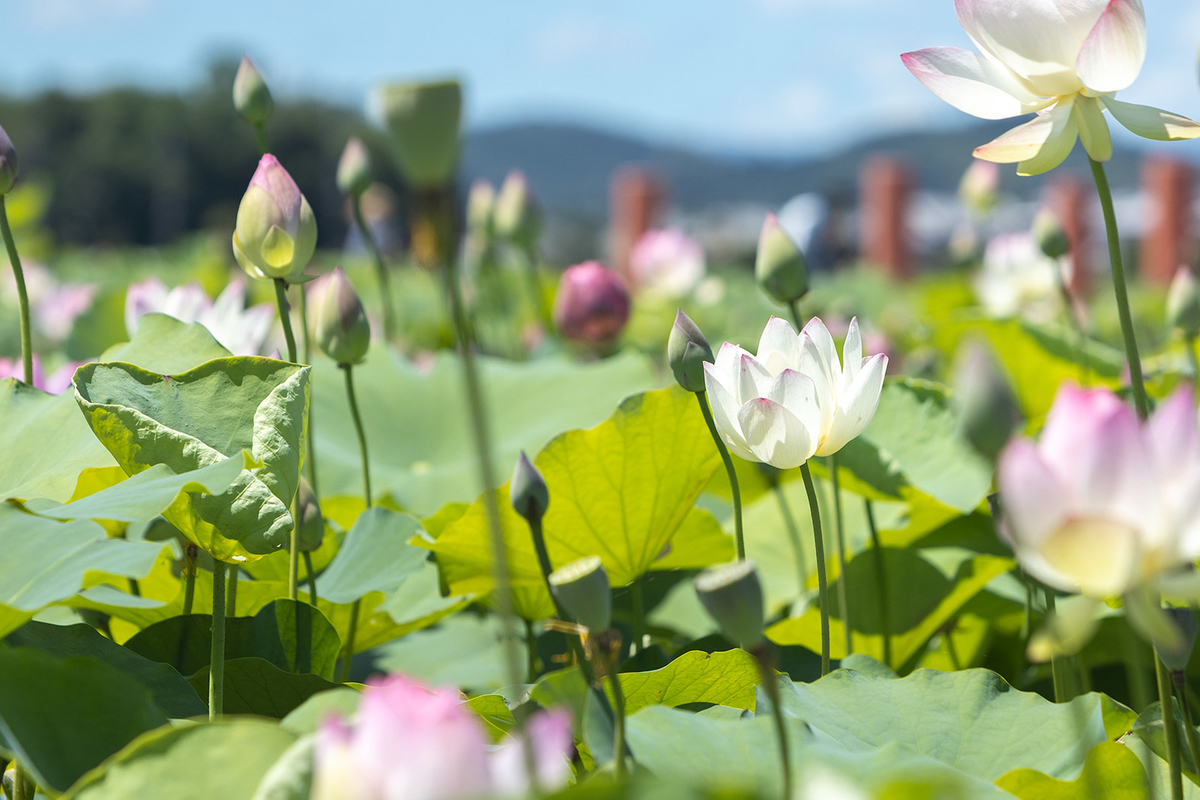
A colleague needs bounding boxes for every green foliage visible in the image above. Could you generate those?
[997,742,1151,800]
[187,658,342,718]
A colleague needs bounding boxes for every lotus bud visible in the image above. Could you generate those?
[466,180,496,236]
[375,79,462,189]
[1158,607,1199,674]
[313,268,371,365]
[548,556,611,632]
[296,477,324,551]
[694,560,764,649]
[954,340,1020,460]
[232,56,274,125]
[510,450,549,523]
[232,154,318,283]
[0,123,17,196]
[958,160,1000,216]
[336,137,372,198]
[553,261,630,346]
[1167,266,1200,339]
[755,213,808,305]
[493,171,541,249]
[667,309,713,392]
[1031,209,1070,260]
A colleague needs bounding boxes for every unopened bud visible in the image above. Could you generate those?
[694,560,764,648]
[959,160,1000,216]
[0,123,16,196]
[314,267,371,365]
[336,137,372,198]
[1167,266,1200,339]
[553,262,630,346]
[755,213,808,305]
[549,556,611,632]
[954,340,1020,460]
[667,309,713,392]
[296,477,324,551]
[1031,209,1070,260]
[493,171,541,249]
[466,180,496,236]
[232,154,318,283]
[233,56,274,125]
[510,451,549,522]
[375,79,462,189]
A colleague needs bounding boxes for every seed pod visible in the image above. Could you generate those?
[375,79,462,189]
[694,560,765,648]
[549,556,612,632]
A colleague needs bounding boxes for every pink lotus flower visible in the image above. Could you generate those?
[312,675,573,800]
[629,229,706,299]
[553,261,630,346]
[0,356,84,394]
[125,277,275,356]
[997,384,1200,598]
[902,0,1200,175]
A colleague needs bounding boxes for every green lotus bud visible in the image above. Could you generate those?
[755,213,808,305]
[667,309,713,392]
[1158,607,1199,673]
[493,171,541,249]
[336,137,373,198]
[954,339,1020,460]
[296,477,324,551]
[1167,266,1200,339]
[1031,208,1070,260]
[0,123,17,196]
[375,79,462,189]
[232,154,318,283]
[510,450,549,522]
[694,560,764,648]
[314,267,371,365]
[466,179,496,236]
[233,55,274,125]
[549,556,611,632]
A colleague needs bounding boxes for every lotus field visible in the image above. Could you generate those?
[7,1,1200,798]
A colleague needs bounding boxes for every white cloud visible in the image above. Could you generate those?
[533,16,641,64]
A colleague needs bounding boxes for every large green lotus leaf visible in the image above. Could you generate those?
[317,508,428,604]
[61,718,296,800]
[0,506,166,638]
[5,621,205,718]
[98,312,234,374]
[375,613,512,690]
[280,688,361,735]
[1129,701,1200,776]
[188,658,342,718]
[775,667,1136,781]
[0,647,168,794]
[997,741,1150,799]
[1122,734,1200,799]
[310,347,658,515]
[73,358,310,562]
[614,649,760,715]
[430,387,722,606]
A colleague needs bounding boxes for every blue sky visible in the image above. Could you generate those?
[4,0,1200,155]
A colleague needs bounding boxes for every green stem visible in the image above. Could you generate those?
[304,551,318,605]
[340,600,360,683]
[630,580,646,655]
[528,515,556,599]
[786,299,804,332]
[520,241,548,327]
[1174,673,1200,779]
[182,544,198,615]
[864,500,891,667]
[609,671,628,781]
[274,278,303,602]
[526,618,539,683]
[226,565,238,617]
[1188,335,1200,393]
[11,761,29,800]
[1088,157,1148,420]
[295,286,321,498]
[342,364,372,506]
[800,462,830,676]
[828,455,850,656]
[352,194,397,340]
[0,197,33,386]
[253,121,268,156]
[273,278,298,363]
[1044,589,1069,702]
[772,480,808,598]
[209,560,227,719]
[1156,647,1185,800]
[697,392,745,559]
[756,651,792,798]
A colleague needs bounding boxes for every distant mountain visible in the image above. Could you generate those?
[461,119,1150,220]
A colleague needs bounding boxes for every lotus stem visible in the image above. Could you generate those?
[1156,646,1185,800]
[526,619,539,683]
[0,196,32,386]
[209,560,227,718]
[182,544,198,615]
[304,551,318,605]
[341,364,372,506]
[864,500,891,667]
[340,602,359,684]
[253,121,268,157]
[1188,335,1200,393]
[352,194,397,340]
[1043,588,1070,702]
[771,477,808,600]
[1173,672,1200,779]
[1088,157,1148,420]
[800,461,830,676]
[828,455,851,656]
[609,670,628,781]
[273,278,298,364]
[754,649,792,799]
[630,579,646,656]
[273,278,303,602]
[227,565,238,617]
[786,299,803,333]
[520,241,548,327]
[696,392,746,559]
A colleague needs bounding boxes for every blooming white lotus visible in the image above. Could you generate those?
[125,277,276,356]
[703,316,888,469]
[974,231,1065,321]
[902,0,1200,175]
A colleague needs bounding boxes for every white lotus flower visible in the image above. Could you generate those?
[702,316,888,469]
[974,231,1064,321]
[902,0,1200,175]
[125,277,275,356]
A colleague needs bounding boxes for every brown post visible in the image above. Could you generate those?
[608,167,664,278]
[1045,177,1090,299]
[1140,156,1194,285]
[859,156,913,279]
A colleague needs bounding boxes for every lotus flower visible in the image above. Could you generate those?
[553,261,630,346]
[997,384,1200,598]
[312,674,572,800]
[0,356,82,394]
[125,277,275,356]
[902,0,1200,175]
[703,316,888,469]
[232,154,317,283]
[629,229,706,299]
[974,232,1063,321]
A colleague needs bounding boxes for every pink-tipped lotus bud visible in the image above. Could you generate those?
[375,79,462,189]
[233,56,274,125]
[958,160,1000,216]
[296,477,324,551]
[314,267,371,365]
[755,213,808,305]
[552,262,630,346]
[232,154,318,283]
[694,560,764,648]
[493,171,541,249]
[0,123,17,196]
[1031,208,1070,260]
[549,556,611,632]
[466,179,495,236]
[1168,266,1200,339]
[336,137,373,198]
